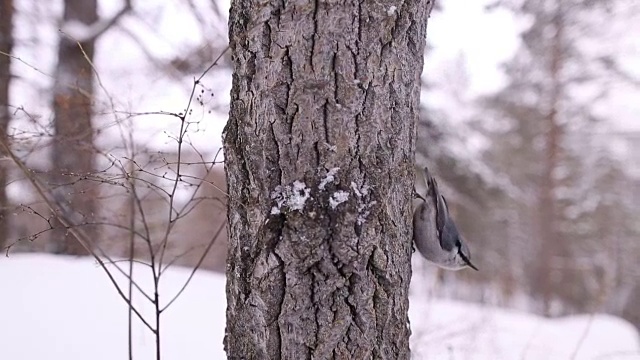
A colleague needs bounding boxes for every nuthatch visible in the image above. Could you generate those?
[413,167,478,271]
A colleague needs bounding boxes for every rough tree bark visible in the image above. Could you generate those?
[224,0,432,358]
[0,0,13,249]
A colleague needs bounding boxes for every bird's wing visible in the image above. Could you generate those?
[439,215,458,251]
[430,178,447,236]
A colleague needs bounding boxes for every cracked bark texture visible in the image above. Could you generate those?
[224,0,432,358]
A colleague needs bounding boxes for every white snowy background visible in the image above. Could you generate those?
[1,254,639,360]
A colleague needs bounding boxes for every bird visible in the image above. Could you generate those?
[413,167,478,271]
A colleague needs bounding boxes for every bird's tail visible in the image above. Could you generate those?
[415,166,439,203]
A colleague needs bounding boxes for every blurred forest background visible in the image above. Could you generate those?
[1,0,640,332]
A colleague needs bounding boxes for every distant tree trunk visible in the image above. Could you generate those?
[0,0,14,249]
[223,0,432,358]
[537,7,565,315]
[49,0,98,255]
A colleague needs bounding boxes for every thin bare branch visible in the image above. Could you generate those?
[0,134,155,332]
[59,0,132,42]
[160,220,225,313]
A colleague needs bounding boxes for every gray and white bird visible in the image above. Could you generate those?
[413,167,478,271]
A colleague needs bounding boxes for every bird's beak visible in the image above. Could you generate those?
[460,252,479,271]
[467,261,479,271]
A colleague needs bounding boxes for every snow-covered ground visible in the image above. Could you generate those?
[1,254,639,360]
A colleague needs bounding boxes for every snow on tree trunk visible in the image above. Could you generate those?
[223,0,432,358]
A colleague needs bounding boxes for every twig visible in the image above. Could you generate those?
[127,153,137,360]
[569,313,595,360]
[0,133,155,332]
[160,220,225,312]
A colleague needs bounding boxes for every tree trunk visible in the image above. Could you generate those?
[49,0,98,255]
[224,0,432,358]
[537,6,565,315]
[0,0,14,249]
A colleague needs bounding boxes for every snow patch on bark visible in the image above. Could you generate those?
[319,167,340,190]
[351,182,375,225]
[270,180,311,213]
[330,190,349,209]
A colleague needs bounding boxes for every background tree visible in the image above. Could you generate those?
[223,0,433,357]
[407,0,640,330]
[49,0,130,254]
[0,0,13,249]
[477,0,640,317]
